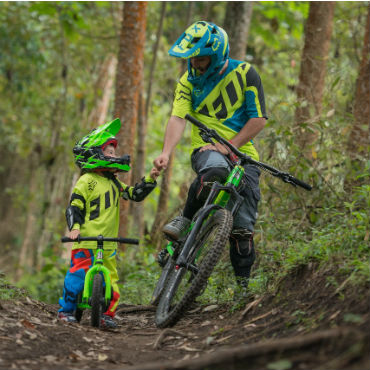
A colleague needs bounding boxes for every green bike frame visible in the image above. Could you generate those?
[165,164,245,257]
[79,247,112,310]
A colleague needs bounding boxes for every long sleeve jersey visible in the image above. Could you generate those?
[67,172,156,250]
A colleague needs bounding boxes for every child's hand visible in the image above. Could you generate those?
[69,229,80,240]
[149,167,161,181]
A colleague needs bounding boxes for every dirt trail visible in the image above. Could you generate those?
[0,264,369,370]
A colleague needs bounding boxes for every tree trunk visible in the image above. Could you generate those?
[294,2,335,157]
[15,156,39,280]
[145,1,166,118]
[114,2,147,237]
[130,2,166,238]
[347,5,370,159]
[88,54,117,126]
[130,92,147,238]
[223,2,253,61]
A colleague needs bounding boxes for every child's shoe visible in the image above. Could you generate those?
[57,311,77,323]
[101,314,117,329]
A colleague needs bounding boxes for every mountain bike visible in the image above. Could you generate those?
[152,114,312,328]
[61,235,139,327]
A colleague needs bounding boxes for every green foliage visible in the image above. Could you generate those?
[117,241,163,305]
[17,255,68,304]
[251,182,370,297]
[0,274,28,300]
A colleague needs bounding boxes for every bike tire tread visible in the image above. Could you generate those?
[155,208,233,328]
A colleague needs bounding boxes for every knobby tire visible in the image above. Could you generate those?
[155,208,233,328]
[151,258,174,306]
[74,292,83,322]
[91,273,103,327]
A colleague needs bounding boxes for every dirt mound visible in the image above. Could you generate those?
[0,264,369,370]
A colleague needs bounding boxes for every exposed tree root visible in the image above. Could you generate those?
[153,328,189,349]
[116,304,156,314]
[127,327,364,370]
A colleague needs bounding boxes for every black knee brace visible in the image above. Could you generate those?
[183,167,229,220]
[229,229,256,278]
[196,167,229,201]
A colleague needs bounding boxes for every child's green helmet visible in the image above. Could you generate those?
[73,118,131,172]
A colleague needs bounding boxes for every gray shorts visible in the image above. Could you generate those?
[191,149,261,232]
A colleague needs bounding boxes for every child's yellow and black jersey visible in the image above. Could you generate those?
[68,172,155,250]
[171,59,267,161]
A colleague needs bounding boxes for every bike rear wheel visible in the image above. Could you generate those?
[155,208,233,328]
[91,273,104,327]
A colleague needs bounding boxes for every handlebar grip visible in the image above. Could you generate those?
[117,238,139,245]
[292,178,312,191]
[61,236,73,243]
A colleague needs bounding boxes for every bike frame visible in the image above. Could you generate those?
[165,163,245,270]
[61,235,139,312]
[163,113,312,270]
[80,238,112,310]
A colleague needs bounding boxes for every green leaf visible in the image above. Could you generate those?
[267,359,293,370]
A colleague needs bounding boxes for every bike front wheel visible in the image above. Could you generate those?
[155,208,233,328]
[74,292,83,323]
[91,273,104,327]
[151,257,174,306]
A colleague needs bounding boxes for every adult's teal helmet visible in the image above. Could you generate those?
[73,118,131,172]
[168,21,229,87]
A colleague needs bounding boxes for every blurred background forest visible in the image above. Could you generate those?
[0,1,369,304]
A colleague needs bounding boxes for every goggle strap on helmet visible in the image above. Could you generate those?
[102,139,118,150]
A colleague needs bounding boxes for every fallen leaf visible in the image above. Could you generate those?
[203,304,218,312]
[98,354,108,361]
[21,319,35,330]
[44,355,58,363]
[205,336,214,346]
[30,317,42,325]
[201,320,212,326]
[267,359,292,370]
[178,344,199,352]
[216,335,233,343]
[24,330,37,340]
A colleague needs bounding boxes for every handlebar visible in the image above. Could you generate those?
[185,114,312,191]
[61,236,139,244]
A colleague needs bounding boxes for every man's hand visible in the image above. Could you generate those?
[69,229,80,240]
[153,153,170,171]
[199,142,229,155]
[149,167,161,180]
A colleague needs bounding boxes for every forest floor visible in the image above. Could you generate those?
[0,263,369,370]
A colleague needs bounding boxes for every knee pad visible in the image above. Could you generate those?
[196,167,229,201]
[229,230,256,271]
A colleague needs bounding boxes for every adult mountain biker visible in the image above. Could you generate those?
[153,21,268,296]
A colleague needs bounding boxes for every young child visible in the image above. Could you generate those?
[57,118,160,328]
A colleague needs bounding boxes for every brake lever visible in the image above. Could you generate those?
[199,130,215,145]
[280,173,297,187]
